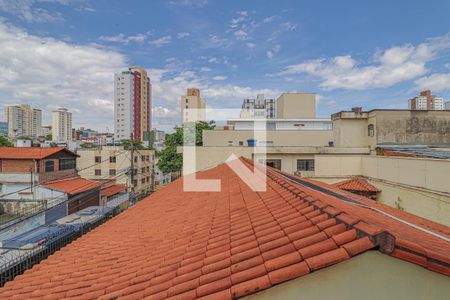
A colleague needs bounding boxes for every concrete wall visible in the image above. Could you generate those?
[203,130,332,147]
[249,251,450,300]
[373,110,450,146]
[332,110,450,149]
[315,155,450,194]
[368,179,450,226]
[314,155,450,226]
[333,119,369,148]
[276,93,316,119]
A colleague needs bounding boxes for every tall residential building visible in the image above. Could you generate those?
[114,66,152,142]
[52,108,72,143]
[4,104,42,138]
[409,90,445,110]
[180,88,206,124]
[240,94,276,119]
[445,101,450,110]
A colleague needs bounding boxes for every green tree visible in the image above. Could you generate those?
[0,134,14,147]
[157,121,215,174]
[121,139,146,150]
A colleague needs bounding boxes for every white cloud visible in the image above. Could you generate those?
[266,44,281,59]
[281,22,297,31]
[263,16,275,23]
[212,75,227,81]
[99,32,151,44]
[234,29,247,40]
[414,73,450,92]
[149,35,172,47]
[208,57,218,63]
[168,0,208,8]
[0,20,127,129]
[200,67,211,72]
[0,0,68,23]
[206,35,230,48]
[246,42,255,48]
[230,11,248,28]
[280,34,450,90]
[177,32,190,39]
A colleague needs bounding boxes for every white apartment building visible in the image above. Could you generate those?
[180,88,206,124]
[240,94,276,119]
[409,90,445,110]
[445,101,450,110]
[52,108,72,143]
[114,66,151,142]
[4,104,42,138]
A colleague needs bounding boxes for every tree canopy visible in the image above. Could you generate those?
[157,121,215,174]
[121,139,146,150]
[0,135,14,147]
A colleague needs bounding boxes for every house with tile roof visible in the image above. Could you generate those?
[0,147,103,241]
[0,158,448,299]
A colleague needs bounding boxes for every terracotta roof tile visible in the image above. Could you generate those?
[333,177,381,193]
[0,146,75,159]
[1,158,449,299]
[44,177,102,195]
[101,184,128,197]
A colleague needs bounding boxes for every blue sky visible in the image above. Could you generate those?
[0,0,449,132]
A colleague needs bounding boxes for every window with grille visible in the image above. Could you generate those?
[297,159,315,171]
[59,158,75,170]
[45,160,54,172]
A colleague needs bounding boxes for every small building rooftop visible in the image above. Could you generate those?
[0,147,76,160]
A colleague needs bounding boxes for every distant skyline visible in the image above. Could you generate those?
[0,0,449,132]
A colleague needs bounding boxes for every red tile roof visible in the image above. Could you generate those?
[44,177,102,196]
[1,158,449,299]
[0,147,76,159]
[333,177,381,193]
[101,185,128,197]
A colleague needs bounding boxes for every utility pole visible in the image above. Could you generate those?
[129,133,136,204]
[30,167,35,201]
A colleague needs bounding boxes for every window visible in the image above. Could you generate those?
[266,122,276,130]
[109,169,116,176]
[45,160,54,172]
[368,124,374,137]
[95,156,101,163]
[134,157,138,163]
[109,156,116,163]
[95,169,101,176]
[297,159,315,171]
[59,158,75,170]
[261,159,281,170]
[239,141,243,146]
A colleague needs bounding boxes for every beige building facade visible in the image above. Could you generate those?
[250,251,450,300]
[5,104,42,138]
[77,146,155,197]
[52,108,72,143]
[277,93,316,119]
[181,88,206,124]
[332,109,450,151]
